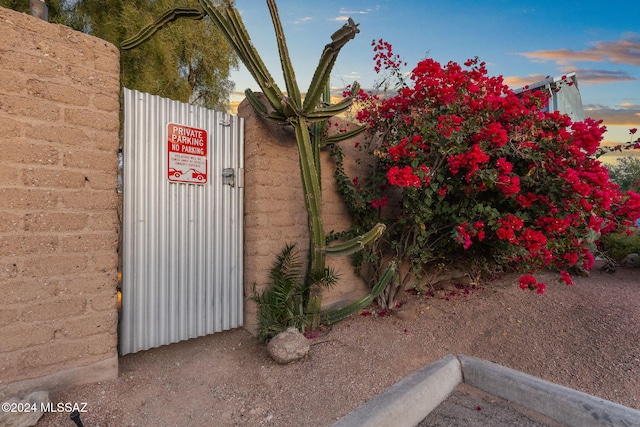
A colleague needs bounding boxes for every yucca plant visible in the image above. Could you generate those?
[123,0,392,331]
[250,244,308,342]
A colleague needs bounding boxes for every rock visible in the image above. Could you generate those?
[267,328,310,364]
[620,253,640,267]
[0,391,49,427]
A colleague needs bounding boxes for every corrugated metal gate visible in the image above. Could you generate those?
[120,88,244,355]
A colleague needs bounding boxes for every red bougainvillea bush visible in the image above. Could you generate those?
[335,39,640,294]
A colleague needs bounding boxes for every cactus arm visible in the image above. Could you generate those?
[302,18,360,115]
[320,262,397,325]
[121,7,205,50]
[122,1,286,111]
[306,101,354,120]
[306,101,357,122]
[244,89,270,116]
[324,125,368,145]
[244,89,289,124]
[326,223,386,257]
[309,81,359,117]
[198,1,285,110]
[266,0,301,114]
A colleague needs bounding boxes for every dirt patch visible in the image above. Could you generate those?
[37,265,639,427]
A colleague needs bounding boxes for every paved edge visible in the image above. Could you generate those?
[458,355,640,427]
[332,354,640,427]
[331,354,462,427]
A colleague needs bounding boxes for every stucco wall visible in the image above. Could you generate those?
[0,7,120,399]
[239,97,370,332]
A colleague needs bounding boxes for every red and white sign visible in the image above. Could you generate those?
[167,123,208,184]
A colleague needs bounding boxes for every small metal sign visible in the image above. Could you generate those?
[167,123,208,184]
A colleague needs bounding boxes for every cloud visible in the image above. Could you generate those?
[503,74,549,88]
[520,49,602,65]
[338,6,381,15]
[331,6,381,22]
[293,16,313,24]
[518,33,640,66]
[583,103,640,125]
[619,102,640,109]
[569,68,637,85]
[505,68,636,89]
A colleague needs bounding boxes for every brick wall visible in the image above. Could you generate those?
[239,97,370,332]
[0,7,120,399]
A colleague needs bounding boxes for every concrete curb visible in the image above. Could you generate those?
[459,355,640,427]
[331,355,462,427]
[331,354,640,427]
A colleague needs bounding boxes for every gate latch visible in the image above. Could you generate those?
[222,168,235,187]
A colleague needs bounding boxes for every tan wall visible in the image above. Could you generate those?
[239,97,370,332]
[0,7,120,399]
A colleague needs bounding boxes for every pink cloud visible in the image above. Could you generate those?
[505,68,635,89]
[503,74,548,88]
[584,104,640,126]
[518,34,640,66]
[570,69,636,85]
[521,49,602,65]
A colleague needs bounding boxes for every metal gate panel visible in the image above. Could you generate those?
[120,88,244,355]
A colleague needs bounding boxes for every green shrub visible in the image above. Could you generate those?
[600,231,640,261]
[606,156,640,193]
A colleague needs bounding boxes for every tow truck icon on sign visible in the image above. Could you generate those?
[168,168,207,183]
[190,169,206,181]
[169,168,183,179]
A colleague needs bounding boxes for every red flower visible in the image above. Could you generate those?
[630,128,638,135]
[563,252,579,266]
[387,138,412,161]
[516,192,537,208]
[456,223,472,249]
[371,195,389,209]
[497,174,521,196]
[447,144,490,178]
[519,275,546,294]
[559,270,573,286]
[476,122,508,147]
[495,157,513,174]
[387,165,421,188]
[456,221,486,249]
[519,274,536,290]
[497,214,524,242]
[583,250,595,270]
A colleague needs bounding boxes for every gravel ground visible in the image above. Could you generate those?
[37,263,639,427]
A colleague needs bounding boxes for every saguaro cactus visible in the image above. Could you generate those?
[123,0,390,327]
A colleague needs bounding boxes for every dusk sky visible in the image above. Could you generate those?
[230,0,640,150]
